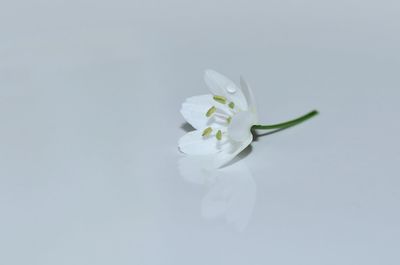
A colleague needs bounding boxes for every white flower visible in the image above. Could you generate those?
[178,70,258,168]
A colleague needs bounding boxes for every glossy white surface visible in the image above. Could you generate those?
[1,0,400,264]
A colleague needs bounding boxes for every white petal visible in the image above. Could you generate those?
[240,77,258,123]
[178,130,221,155]
[180,95,213,130]
[179,134,253,169]
[212,134,253,168]
[228,111,255,142]
[180,95,230,130]
[204,70,248,111]
[185,94,213,105]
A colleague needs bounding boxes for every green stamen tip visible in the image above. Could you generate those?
[206,106,216,117]
[216,130,222,140]
[213,95,227,104]
[202,127,212,137]
[228,102,235,109]
[226,117,232,124]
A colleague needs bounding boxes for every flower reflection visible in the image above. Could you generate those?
[178,156,256,231]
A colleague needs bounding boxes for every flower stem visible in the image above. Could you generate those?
[252,110,319,130]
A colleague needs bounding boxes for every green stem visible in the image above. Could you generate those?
[252,110,319,130]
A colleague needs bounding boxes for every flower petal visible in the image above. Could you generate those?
[178,130,221,155]
[204,70,248,111]
[178,134,252,169]
[228,111,255,142]
[212,134,253,168]
[180,95,231,130]
[240,77,258,123]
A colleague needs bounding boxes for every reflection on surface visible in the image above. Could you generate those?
[178,156,256,231]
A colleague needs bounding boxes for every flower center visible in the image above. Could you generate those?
[201,95,238,141]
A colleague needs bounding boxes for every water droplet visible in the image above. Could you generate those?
[226,85,236,93]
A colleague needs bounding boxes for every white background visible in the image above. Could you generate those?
[1,0,399,264]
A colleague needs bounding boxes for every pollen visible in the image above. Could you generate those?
[213,95,227,104]
[228,102,235,109]
[202,127,212,137]
[216,130,222,141]
[206,106,216,117]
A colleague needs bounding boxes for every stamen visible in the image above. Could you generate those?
[213,95,227,104]
[226,116,232,124]
[228,102,235,109]
[214,108,231,117]
[206,106,216,117]
[202,127,212,137]
[214,112,229,119]
[216,130,222,141]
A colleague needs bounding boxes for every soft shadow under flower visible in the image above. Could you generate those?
[178,153,256,231]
